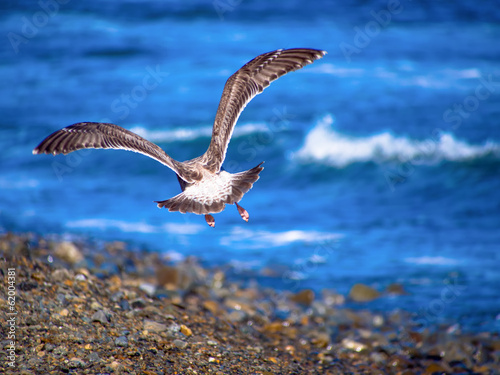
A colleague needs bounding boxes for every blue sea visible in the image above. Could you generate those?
[1,0,499,332]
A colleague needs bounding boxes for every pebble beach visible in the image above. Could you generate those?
[1,232,499,374]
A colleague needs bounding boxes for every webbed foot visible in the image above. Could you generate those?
[205,214,215,227]
[235,202,249,222]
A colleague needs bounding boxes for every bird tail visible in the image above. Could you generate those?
[225,162,264,204]
[155,162,264,215]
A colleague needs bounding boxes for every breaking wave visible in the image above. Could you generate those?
[292,115,500,168]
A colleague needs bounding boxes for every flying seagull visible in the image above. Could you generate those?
[33,48,326,227]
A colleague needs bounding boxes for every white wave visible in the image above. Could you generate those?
[292,114,500,167]
[130,122,269,143]
[66,218,203,235]
[404,256,460,266]
[221,226,342,249]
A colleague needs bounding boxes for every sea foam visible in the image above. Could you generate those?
[292,114,500,167]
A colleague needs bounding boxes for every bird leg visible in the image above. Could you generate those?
[235,202,249,222]
[205,214,215,227]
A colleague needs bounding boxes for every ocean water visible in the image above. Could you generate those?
[1,0,500,332]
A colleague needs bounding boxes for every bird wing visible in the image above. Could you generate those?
[201,48,326,172]
[32,122,199,181]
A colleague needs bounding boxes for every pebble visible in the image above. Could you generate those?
[59,308,69,317]
[180,324,193,336]
[322,289,346,306]
[156,265,179,288]
[52,268,72,282]
[370,351,388,363]
[130,298,147,309]
[311,332,330,348]
[87,352,100,363]
[212,270,225,289]
[115,336,128,347]
[68,357,86,369]
[348,283,381,302]
[53,346,69,356]
[139,282,156,296]
[108,360,123,370]
[119,299,130,311]
[167,322,181,335]
[203,300,220,315]
[342,338,368,352]
[173,339,188,349]
[143,320,168,333]
[372,314,384,327]
[386,283,408,295]
[54,241,84,265]
[91,310,109,324]
[290,289,315,306]
[75,273,87,281]
[110,291,124,302]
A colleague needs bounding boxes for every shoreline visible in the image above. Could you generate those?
[1,232,498,374]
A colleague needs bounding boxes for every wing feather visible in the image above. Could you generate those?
[202,48,326,172]
[33,122,191,179]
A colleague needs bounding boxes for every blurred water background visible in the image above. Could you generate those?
[1,0,499,332]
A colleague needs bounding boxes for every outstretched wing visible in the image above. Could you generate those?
[201,48,326,172]
[33,122,194,180]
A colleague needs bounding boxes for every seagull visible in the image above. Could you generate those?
[33,48,326,227]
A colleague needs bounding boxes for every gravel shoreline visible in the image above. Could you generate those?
[1,232,499,374]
